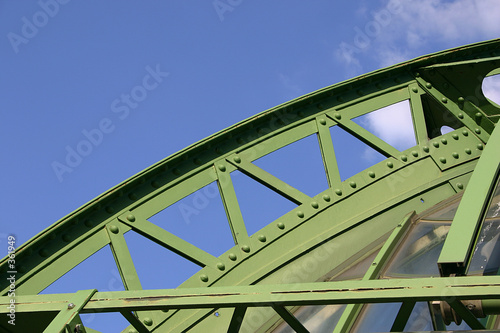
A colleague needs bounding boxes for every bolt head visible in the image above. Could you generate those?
[126,214,136,222]
[67,303,75,309]
[143,317,153,326]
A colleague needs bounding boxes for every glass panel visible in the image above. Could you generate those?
[469,218,500,275]
[383,222,450,278]
[353,302,433,332]
[486,178,500,218]
[272,305,346,333]
[403,302,433,332]
[331,251,378,281]
[352,303,401,333]
[420,195,461,221]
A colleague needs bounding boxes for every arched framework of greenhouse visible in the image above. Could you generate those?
[2,39,500,333]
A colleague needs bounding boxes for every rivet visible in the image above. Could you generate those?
[372,262,377,266]
[194,158,202,165]
[452,133,459,140]
[106,206,115,214]
[457,183,464,190]
[297,211,304,218]
[465,148,472,154]
[458,97,465,103]
[475,128,481,134]
[443,83,449,89]
[128,192,138,200]
[411,87,418,93]
[426,82,432,89]
[277,222,285,230]
[475,112,482,121]
[228,253,237,261]
[39,249,49,257]
[452,152,459,159]
[423,146,430,153]
[349,181,357,188]
[387,161,394,168]
[151,180,161,188]
[84,219,93,228]
[394,77,401,83]
[218,164,226,172]
[462,130,468,136]
[217,263,225,271]
[335,189,342,196]
[109,225,119,234]
[241,245,250,253]
[411,151,419,157]
[127,214,136,222]
[440,157,447,164]
[258,235,267,242]
[200,274,209,282]
[143,317,153,326]
[477,143,484,150]
[334,113,341,120]
[401,155,408,162]
[67,303,75,309]
[441,97,448,103]
[233,156,241,163]
[337,96,344,102]
[173,168,181,175]
[368,171,376,178]
[357,89,364,96]
[62,234,71,242]
[458,113,464,119]
[441,138,447,145]
[311,202,319,209]
[322,194,331,202]
[319,118,326,126]
[49,233,56,240]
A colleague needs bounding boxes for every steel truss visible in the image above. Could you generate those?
[2,39,500,332]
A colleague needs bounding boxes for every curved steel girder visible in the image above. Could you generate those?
[1,39,500,332]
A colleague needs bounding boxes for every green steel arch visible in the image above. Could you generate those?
[2,39,500,332]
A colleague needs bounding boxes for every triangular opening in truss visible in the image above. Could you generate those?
[80,312,131,333]
[124,230,201,289]
[232,169,297,236]
[330,125,386,181]
[253,134,328,197]
[352,100,416,151]
[148,181,235,257]
[482,73,500,106]
[39,245,125,295]
[421,94,463,139]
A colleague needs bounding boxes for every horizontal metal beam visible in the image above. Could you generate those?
[3,276,500,314]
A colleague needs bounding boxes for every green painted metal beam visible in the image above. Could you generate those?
[4,276,500,315]
[43,289,96,333]
[121,216,219,268]
[333,211,415,333]
[272,305,309,333]
[226,156,311,205]
[215,161,249,244]
[438,122,500,276]
[316,116,341,188]
[390,301,416,332]
[227,307,247,333]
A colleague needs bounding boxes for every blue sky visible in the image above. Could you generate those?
[1,1,500,331]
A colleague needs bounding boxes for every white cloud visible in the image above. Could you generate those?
[358,100,416,151]
[483,74,500,107]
